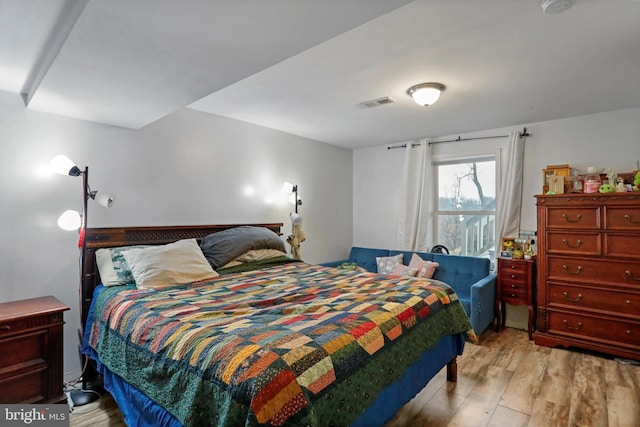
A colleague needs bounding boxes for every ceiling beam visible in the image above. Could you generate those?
[21,0,88,106]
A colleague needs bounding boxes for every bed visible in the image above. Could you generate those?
[79,223,474,427]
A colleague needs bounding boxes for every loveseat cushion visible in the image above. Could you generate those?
[431,253,490,298]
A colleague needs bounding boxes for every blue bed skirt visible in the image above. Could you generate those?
[83,285,465,427]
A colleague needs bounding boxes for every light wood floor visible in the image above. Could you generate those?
[69,327,640,427]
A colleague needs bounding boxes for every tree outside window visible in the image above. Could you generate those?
[435,158,496,257]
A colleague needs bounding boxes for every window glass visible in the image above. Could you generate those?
[435,159,496,257]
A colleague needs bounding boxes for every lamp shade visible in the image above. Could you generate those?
[50,154,81,176]
[290,212,303,225]
[282,182,295,193]
[407,83,446,107]
[57,209,82,231]
[92,191,114,208]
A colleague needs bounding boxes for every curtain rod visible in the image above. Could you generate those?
[387,127,530,150]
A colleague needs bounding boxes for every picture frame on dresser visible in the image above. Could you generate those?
[542,164,571,194]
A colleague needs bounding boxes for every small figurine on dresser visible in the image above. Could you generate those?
[615,177,627,192]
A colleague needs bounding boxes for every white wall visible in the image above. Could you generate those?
[353,106,640,329]
[0,99,353,377]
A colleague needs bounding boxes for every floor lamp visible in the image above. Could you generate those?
[50,155,114,407]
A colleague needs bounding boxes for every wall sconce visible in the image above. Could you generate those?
[407,82,446,107]
[50,154,114,243]
[282,181,302,213]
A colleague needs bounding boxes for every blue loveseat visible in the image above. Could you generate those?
[321,247,496,335]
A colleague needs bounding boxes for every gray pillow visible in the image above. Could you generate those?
[200,226,285,269]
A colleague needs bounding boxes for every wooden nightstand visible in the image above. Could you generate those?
[0,296,70,404]
[495,258,536,340]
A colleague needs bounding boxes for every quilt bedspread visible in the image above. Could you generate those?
[86,262,474,426]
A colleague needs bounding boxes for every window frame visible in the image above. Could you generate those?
[432,154,497,256]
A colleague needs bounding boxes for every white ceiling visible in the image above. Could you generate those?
[1,0,639,149]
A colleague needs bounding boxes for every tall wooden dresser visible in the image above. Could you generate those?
[535,193,640,360]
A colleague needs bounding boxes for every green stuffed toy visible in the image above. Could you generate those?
[634,171,640,192]
[599,183,615,193]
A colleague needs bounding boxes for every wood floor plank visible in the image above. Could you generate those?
[536,347,577,407]
[404,387,467,427]
[499,347,548,414]
[528,398,569,427]
[445,365,513,427]
[568,353,608,427]
[486,405,529,427]
[607,384,640,427]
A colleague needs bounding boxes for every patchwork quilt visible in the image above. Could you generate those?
[86,262,474,426]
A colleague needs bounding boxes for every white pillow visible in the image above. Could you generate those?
[122,239,219,289]
[376,254,404,274]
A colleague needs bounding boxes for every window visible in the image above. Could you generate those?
[434,157,496,257]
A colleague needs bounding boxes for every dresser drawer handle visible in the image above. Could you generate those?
[626,271,640,281]
[562,239,582,248]
[511,284,517,288]
[562,214,582,223]
[627,330,633,335]
[0,325,10,330]
[562,291,583,302]
[562,265,583,275]
[624,214,640,224]
[627,300,632,304]
[562,320,583,331]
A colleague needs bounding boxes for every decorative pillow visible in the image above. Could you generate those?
[122,239,219,289]
[376,254,404,274]
[408,253,439,279]
[200,226,286,269]
[390,264,418,277]
[96,245,149,286]
[220,249,288,268]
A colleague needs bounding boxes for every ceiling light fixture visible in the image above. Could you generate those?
[407,83,446,107]
[541,0,576,15]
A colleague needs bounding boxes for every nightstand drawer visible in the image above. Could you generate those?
[0,330,47,370]
[0,368,47,404]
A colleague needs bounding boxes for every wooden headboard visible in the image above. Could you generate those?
[81,223,283,326]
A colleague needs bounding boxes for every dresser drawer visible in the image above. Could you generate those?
[547,231,600,256]
[547,207,600,230]
[547,282,639,318]
[605,232,640,259]
[547,310,640,349]
[547,256,640,287]
[605,206,640,230]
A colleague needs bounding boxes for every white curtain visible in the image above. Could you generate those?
[496,131,525,240]
[396,141,434,251]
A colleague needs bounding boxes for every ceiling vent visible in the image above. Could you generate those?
[359,96,396,108]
